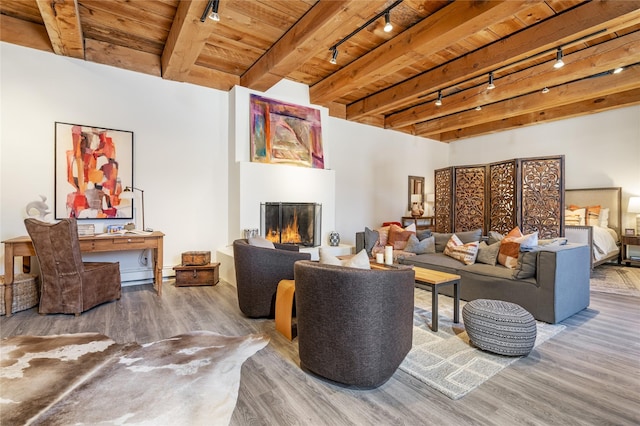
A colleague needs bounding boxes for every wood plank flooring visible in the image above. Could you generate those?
[2,281,639,425]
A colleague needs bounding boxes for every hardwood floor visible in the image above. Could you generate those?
[2,281,639,425]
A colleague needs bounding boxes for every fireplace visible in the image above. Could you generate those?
[261,202,321,247]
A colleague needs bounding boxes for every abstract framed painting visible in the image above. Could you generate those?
[250,94,324,169]
[54,122,134,220]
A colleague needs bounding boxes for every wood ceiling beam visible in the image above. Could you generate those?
[436,88,640,142]
[35,0,84,59]
[241,0,385,92]
[85,39,162,77]
[309,0,532,105]
[161,0,216,82]
[0,14,53,53]
[347,1,640,120]
[186,64,239,91]
[413,65,640,137]
[386,31,640,129]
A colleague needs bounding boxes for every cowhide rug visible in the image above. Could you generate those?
[1,331,269,425]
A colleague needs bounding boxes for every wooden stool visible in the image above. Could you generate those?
[275,279,296,340]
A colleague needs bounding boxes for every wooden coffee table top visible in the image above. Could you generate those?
[413,266,460,285]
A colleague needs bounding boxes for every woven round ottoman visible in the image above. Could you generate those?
[462,299,537,356]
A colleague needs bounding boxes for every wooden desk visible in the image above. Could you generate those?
[2,231,164,317]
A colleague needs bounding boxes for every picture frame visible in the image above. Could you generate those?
[55,122,134,220]
[625,228,635,236]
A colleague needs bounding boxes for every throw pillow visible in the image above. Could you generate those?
[404,234,435,254]
[374,226,391,249]
[586,205,601,226]
[497,227,538,269]
[565,207,586,226]
[416,229,432,241]
[488,230,505,245]
[343,249,371,269]
[434,229,482,253]
[248,236,275,249]
[388,224,415,250]
[319,248,370,269]
[364,227,379,257]
[538,237,568,247]
[599,207,610,228]
[512,248,539,279]
[476,241,501,266]
[443,234,479,265]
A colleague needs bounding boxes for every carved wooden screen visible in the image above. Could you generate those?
[488,160,518,235]
[519,156,564,238]
[454,165,486,233]
[434,167,453,233]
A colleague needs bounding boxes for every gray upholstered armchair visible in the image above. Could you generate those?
[294,260,415,388]
[233,239,311,318]
[24,218,121,315]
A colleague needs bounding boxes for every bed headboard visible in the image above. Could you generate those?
[565,187,622,238]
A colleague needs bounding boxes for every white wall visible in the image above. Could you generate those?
[1,42,229,280]
[449,106,640,230]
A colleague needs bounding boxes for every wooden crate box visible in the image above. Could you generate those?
[174,263,219,287]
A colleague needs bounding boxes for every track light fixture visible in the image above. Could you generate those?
[435,91,443,107]
[553,47,564,69]
[384,11,393,32]
[327,1,402,66]
[487,72,495,90]
[613,67,623,74]
[329,47,338,64]
[475,106,482,111]
[200,0,220,22]
[541,87,550,94]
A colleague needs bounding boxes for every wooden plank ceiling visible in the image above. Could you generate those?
[1,0,639,142]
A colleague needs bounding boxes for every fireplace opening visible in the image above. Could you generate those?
[261,202,321,247]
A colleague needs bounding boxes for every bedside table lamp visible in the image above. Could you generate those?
[628,196,640,235]
[120,186,146,231]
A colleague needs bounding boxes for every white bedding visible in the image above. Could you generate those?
[592,225,619,261]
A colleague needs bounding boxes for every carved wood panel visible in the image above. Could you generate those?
[454,166,486,233]
[520,156,564,238]
[489,160,517,235]
[434,168,453,233]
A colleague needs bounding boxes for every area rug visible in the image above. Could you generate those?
[399,290,565,400]
[1,331,269,425]
[590,263,640,297]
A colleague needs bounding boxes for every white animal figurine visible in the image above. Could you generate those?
[26,195,52,222]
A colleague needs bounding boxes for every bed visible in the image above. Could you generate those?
[564,187,622,269]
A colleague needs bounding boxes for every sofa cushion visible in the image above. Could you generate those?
[404,235,435,254]
[417,229,433,241]
[498,228,538,269]
[248,236,275,249]
[512,249,539,279]
[320,248,371,269]
[433,228,482,252]
[364,227,379,257]
[444,234,479,265]
[388,224,415,250]
[476,241,501,266]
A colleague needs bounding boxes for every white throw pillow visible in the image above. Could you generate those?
[319,248,370,269]
[248,236,275,249]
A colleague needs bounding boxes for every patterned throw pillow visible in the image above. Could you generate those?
[443,234,479,265]
[388,224,416,250]
[497,227,538,269]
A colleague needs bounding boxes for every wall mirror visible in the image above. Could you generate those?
[408,176,424,211]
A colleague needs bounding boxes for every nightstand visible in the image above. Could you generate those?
[620,235,640,266]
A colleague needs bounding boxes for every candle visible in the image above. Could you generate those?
[376,253,384,264]
[384,245,393,265]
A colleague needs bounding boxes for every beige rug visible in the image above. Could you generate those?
[1,331,269,425]
[399,289,565,400]
[590,263,640,297]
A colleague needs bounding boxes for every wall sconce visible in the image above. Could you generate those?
[120,186,148,231]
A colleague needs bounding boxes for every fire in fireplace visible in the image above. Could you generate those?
[261,202,321,247]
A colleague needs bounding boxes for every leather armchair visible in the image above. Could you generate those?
[294,260,415,388]
[24,218,121,315]
[233,239,310,318]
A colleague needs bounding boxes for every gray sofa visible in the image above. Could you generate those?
[356,230,591,324]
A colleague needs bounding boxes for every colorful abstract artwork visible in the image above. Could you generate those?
[54,122,133,220]
[250,94,324,168]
